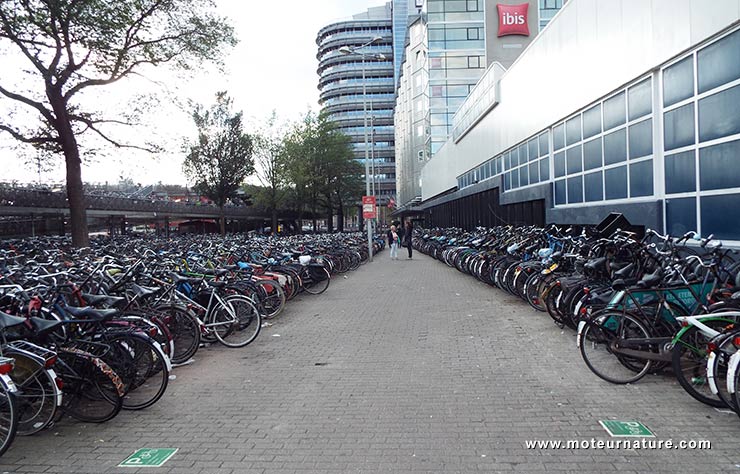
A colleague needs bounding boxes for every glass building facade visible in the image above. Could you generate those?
[453,26,740,241]
[316,4,396,203]
[426,0,486,155]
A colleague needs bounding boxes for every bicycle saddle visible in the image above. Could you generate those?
[81,293,127,309]
[0,311,27,330]
[636,271,662,289]
[612,279,627,291]
[613,262,635,278]
[585,257,607,271]
[63,305,119,321]
[29,317,63,336]
[131,282,160,298]
[206,280,227,288]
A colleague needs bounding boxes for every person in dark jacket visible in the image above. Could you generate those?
[403,221,413,259]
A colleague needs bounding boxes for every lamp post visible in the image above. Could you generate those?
[339,36,385,262]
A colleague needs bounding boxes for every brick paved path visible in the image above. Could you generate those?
[1,252,739,473]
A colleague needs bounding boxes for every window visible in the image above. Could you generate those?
[529,162,539,184]
[697,29,740,94]
[566,145,582,175]
[518,144,528,164]
[511,148,520,167]
[554,151,565,177]
[629,159,653,197]
[663,56,694,107]
[583,104,602,139]
[467,0,478,11]
[698,84,740,143]
[605,166,628,200]
[539,132,549,156]
[467,56,481,68]
[628,119,652,159]
[554,180,566,205]
[666,198,697,236]
[664,103,695,151]
[583,137,602,170]
[467,28,480,40]
[585,171,603,202]
[604,128,627,165]
[702,193,740,240]
[603,92,626,131]
[699,139,740,191]
[553,123,565,150]
[567,176,583,203]
[664,151,696,194]
[539,157,550,181]
[528,138,538,162]
[628,78,652,121]
[566,115,582,146]
[520,165,529,186]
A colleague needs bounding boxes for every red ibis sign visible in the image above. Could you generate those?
[497,3,530,37]
[362,196,377,219]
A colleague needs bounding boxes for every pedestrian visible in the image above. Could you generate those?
[387,225,399,260]
[397,220,405,247]
[404,220,413,259]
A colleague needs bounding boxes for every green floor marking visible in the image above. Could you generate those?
[599,420,654,437]
[119,448,178,467]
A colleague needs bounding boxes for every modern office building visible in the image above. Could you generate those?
[394,16,428,207]
[415,0,740,242]
[394,0,563,209]
[316,3,396,205]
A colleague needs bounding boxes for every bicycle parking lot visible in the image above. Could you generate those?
[0,251,738,473]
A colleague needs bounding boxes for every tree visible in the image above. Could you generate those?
[183,92,254,235]
[283,111,361,233]
[252,112,288,235]
[0,0,236,247]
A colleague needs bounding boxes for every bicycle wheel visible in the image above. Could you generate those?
[58,351,123,423]
[109,334,170,411]
[0,377,18,457]
[707,331,738,412]
[579,312,652,384]
[672,320,730,408]
[155,305,201,364]
[6,353,57,436]
[253,279,286,320]
[210,295,262,348]
[303,266,331,295]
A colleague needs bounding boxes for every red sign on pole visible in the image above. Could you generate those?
[362,196,377,219]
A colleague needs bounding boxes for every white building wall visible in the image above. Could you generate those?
[421,0,740,200]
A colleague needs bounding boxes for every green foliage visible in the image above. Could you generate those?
[282,111,362,216]
[182,92,254,209]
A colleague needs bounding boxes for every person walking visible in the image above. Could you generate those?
[403,220,413,259]
[387,225,399,260]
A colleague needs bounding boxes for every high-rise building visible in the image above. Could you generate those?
[316,3,396,205]
[426,0,487,155]
[394,16,428,207]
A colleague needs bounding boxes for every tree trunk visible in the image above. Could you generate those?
[50,91,89,247]
[337,200,344,232]
[219,205,226,235]
[271,208,278,236]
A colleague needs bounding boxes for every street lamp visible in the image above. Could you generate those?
[339,36,385,262]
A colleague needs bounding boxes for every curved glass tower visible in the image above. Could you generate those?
[316,3,396,206]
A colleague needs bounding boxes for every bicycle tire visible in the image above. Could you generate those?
[303,266,331,295]
[0,377,18,457]
[5,352,57,436]
[58,351,123,423]
[672,320,729,408]
[579,312,652,384]
[211,295,262,348]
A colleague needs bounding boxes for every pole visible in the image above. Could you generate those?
[362,55,373,262]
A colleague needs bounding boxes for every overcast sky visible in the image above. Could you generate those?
[0,0,389,186]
